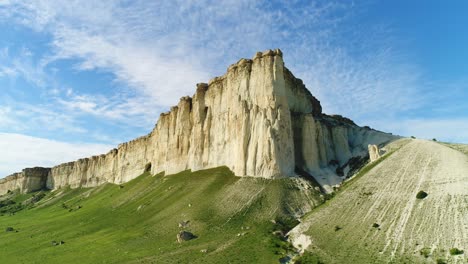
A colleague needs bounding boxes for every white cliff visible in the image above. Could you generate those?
[0,167,50,194]
[0,49,397,195]
[368,144,381,162]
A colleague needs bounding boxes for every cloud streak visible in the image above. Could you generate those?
[0,0,466,179]
[0,133,113,177]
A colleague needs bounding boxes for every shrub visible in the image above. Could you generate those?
[449,247,464,255]
[432,138,437,142]
[294,251,324,264]
[372,223,380,228]
[411,136,416,139]
[334,225,342,231]
[416,191,428,199]
[324,192,335,201]
[5,227,14,232]
[420,248,431,258]
[436,258,447,264]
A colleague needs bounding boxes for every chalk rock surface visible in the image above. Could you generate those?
[0,49,397,195]
[0,167,49,195]
[368,144,381,162]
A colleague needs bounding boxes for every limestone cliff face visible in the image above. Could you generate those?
[0,167,49,194]
[0,49,397,195]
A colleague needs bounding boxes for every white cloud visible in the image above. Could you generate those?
[0,133,113,177]
[0,66,17,77]
[0,0,466,179]
[55,91,158,128]
[0,1,354,108]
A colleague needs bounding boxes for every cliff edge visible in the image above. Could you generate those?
[0,49,397,195]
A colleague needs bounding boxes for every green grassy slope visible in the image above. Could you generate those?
[294,139,468,264]
[0,167,321,264]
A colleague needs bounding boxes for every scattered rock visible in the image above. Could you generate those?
[177,231,196,243]
[272,230,285,237]
[200,249,208,253]
[178,221,190,228]
[51,240,65,246]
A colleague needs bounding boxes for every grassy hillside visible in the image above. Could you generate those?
[0,167,321,264]
[292,139,468,264]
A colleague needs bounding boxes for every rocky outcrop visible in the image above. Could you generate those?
[368,144,381,162]
[177,231,196,242]
[0,49,397,195]
[0,167,49,194]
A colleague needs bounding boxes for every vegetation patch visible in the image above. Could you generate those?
[449,247,464,255]
[420,247,431,258]
[294,251,324,264]
[416,191,428,199]
[0,167,321,263]
[436,258,447,264]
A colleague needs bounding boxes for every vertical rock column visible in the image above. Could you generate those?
[244,50,295,177]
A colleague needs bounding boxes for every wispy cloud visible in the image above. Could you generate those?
[0,0,466,180]
[0,133,113,177]
[0,102,85,134]
[55,90,157,128]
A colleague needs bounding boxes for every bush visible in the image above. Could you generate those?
[436,258,447,264]
[294,251,324,264]
[372,223,380,228]
[416,191,428,199]
[420,248,431,258]
[334,225,342,231]
[432,138,437,142]
[5,227,14,232]
[411,136,416,139]
[449,247,464,255]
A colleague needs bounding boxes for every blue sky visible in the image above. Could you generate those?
[0,0,467,177]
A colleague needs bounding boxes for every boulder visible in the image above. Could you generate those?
[368,144,381,162]
[177,231,196,243]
